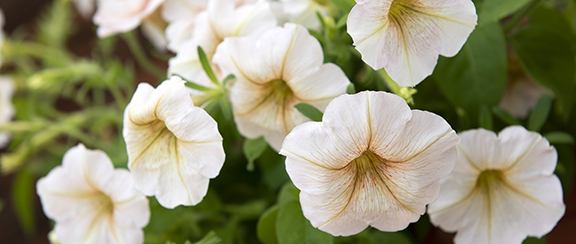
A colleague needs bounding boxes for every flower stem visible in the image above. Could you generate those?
[504,0,545,33]
[121,31,166,80]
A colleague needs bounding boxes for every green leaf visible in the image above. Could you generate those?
[544,131,575,144]
[12,170,36,236]
[479,105,493,130]
[243,137,269,171]
[492,107,521,125]
[221,74,235,86]
[527,94,552,131]
[277,182,300,206]
[328,0,355,13]
[511,7,576,118]
[184,80,213,92]
[257,205,280,244]
[336,13,349,29]
[523,236,546,244]
[434,22,507,118]
[368,231,411,244]
[479,0,531,24]
[294,103,324,122]
[276,201,333,244]
[197,46,219,86]
[219,95,233,121]
[346,83,356,94]
[195,231,222,244]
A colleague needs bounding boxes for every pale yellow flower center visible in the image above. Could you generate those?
[350,150,390,176]
[475,169,504,192]
[388,0,417,21]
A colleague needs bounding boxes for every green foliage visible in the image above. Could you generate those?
[434,22,507,120]
[243,137,269,171]
[527,95,552,131]
[511,6,576,118]
[12,170,36,236]
[295,103,324,122]
[479,0,532,24]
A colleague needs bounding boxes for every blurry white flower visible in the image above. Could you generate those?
[213,23,350,150]
[279,0,334,30]
[73,0,95,19]
[93,0,164,38]
[37,144,150,244]
[168,0,276,90]
[280,91,459,236]
[123,76,225,208]
[347,0,477,87]
[428,126,565,244]
[162,0,208,51]
[0,76,15,148]
[141,8,169,51]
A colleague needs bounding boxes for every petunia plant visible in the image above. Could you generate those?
[0,0,575,244]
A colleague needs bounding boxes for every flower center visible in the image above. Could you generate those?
[475,169,504,191]
[388,0,415,20]
[351,150,388,173]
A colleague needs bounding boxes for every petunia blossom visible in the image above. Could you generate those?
[93,0,164,39]
[0,76,15,148]
[162,0,208,51]
[347,0,477,87]
[167,0,276,91]
[213,23,351,150]
[36,144,150,244]
[428,126,565,244]
[123,76,225,208]
[280,91,460,236]
[279,0,335,31]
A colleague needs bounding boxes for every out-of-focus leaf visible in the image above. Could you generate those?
[0,199,4,214]
[12,170,36,236]
[479,104,493,130]
[556,145,576,195]
[295,103,323,122]
[368,231,411,244]
[523,236,546,244]
[479,0,531,24]
[243,137,268,171]
[219,95,232,121]
[527,94,552,131]
[544,131,575,144]
[197,46,219,86]
[492,107,521,125]
[276,201,333,244]
[346,83,356,94]
[257,205,280,244]
[328,0,355,13]
[434,23,507,118]
[511,7,576,118]
[195,231,222,244]
[278,182,299,206]
[224,200,267,221]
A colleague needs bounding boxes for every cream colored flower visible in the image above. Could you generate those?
[36,144,150,244]
[280,91,460,236]
[279,0,334,30]
[347,0,477,87]
[93,0,164,38]
[428,126,565,244]
[73,0,95,19]
[162,0,208,51]
[168,0,276,90]
[0,76,15,148]
[123,76,225,208]
[213,23,351,150]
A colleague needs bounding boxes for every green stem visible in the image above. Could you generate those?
[504,0,545,33]
[121,31,166,80]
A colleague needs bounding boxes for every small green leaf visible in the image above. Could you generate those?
[492,107,521,125]
[276,201,333,244]
[523,236,546,244]
[479,0,531,24]
[12,170,36,236]
[544,131,575,145]
[184,80,213,92]
[328,0,355,13]
[257,205,280,244]
[527,94,552,131]
[194,231,222,244]
[346,83,356,94]
[479,105,493,130]
[243,137,269,171]
[221,74,235,86]
[278,182,299,206]
[336,13,348,28]
[295,103,323,122]
[197,46,219,86]
[219,95,233,121]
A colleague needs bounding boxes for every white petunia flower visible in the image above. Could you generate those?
[0,76,15,148]
[162,0,208,52]
[428,126,565,244]
[213,23,351,150]
[279,0,334,31]
[280,91,460,236]
[36,144,150,244]
[168,0,276,90]
[93,0,164,38]
[347,0,477,87]
[123,76,225,208]
[73,0,96,19]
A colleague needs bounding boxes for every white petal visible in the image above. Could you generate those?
[161,0,206,22]
[73,0,95,19]
[347,0,477,87]
[289,63,350,103]
[124,77,225,208]
[93,0,164,38]
[141,19,168,51]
